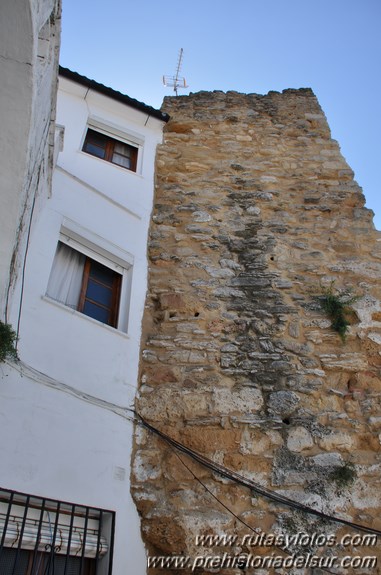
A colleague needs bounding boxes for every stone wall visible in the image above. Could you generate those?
[132,88,381,573]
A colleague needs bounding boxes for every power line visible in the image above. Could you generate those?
[134,411,381,537]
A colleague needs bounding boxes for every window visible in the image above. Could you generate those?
[82,129,138,172]
[46,242,123,329]
[46,221,133,332]
[0,487,115,575]
[79,257,121,327]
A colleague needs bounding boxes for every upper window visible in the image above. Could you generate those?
[47,242,123,329]
[82,128,138,172]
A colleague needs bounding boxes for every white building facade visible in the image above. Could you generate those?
[0,0,61,319]
[1,67,168,574]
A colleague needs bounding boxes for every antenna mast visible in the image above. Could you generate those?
[163,48,188,96]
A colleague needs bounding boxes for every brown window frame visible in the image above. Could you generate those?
[82,128,138,172]
[47,240,129,332]
[78,257,122,329]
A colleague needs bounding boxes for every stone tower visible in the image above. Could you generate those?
[132,88,381,573]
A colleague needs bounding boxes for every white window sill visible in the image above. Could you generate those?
[42,295,130,339]
[79,150,144,178]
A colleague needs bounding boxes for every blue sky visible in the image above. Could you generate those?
[60,0,380,229]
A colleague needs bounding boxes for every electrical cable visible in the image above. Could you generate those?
[172,449,264,537]
[172,448,338,575]
[5,115,50,328]
[134,411,381,537]
[15,184,38,344]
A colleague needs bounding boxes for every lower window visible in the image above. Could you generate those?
[0,488,115,575]
[46,242,123,329]
[0,548,95,575]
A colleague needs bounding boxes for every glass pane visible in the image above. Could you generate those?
[86,279,113,307]
[83,130,108,159]
[83,301,110,324]
[114,142,130,155]
[112,153,131,168]
[84,142,106,159]
[89,261,115,286]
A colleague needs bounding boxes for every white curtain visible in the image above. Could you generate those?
[46,242,85,309]
[112,142,131,168]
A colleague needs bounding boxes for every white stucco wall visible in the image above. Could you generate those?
[0,0,61,318]
[1,74,166,573]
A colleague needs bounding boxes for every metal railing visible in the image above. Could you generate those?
[0,487,114,575]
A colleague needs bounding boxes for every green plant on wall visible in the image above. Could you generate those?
[317,282,359,341]
[0,321,18,362]
[329,463,356,490]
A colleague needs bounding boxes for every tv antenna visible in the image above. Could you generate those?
[163,48,188,96]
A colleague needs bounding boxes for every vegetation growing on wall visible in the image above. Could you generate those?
[329,463,357,491]
[0,321,18,362]
[317,283,359,341]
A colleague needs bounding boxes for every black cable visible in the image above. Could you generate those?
[172,448,338,575]
[5,115,50,328]
[134,411,381,537]
[15,183,38,343]
[172,449,264,538]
